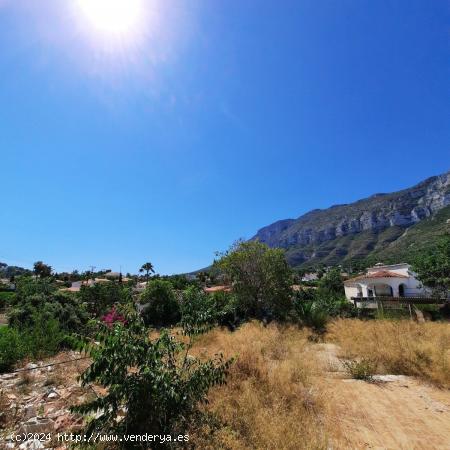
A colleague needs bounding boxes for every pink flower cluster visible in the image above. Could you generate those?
[101,308,127,327]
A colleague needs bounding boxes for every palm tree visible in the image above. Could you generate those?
[139,262,155,282]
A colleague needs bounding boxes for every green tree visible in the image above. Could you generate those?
[196,271,209,285]
[413,234,450,298]
[215,240,293,320]
[15,276,55,298]
[9,281,88,333]
[72,306,232,448]
[162,274,195,290]
[33,261,52,278]
[318,267,344,295]
[140,279,180,326]
[79,282,132,317]
[139,262,155,282]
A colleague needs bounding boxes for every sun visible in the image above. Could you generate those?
[77,0,143,36]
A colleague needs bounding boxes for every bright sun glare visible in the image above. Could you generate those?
[77,0,143,35]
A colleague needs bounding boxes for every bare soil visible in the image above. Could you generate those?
[316,343,450,450]
[1,336,450,449]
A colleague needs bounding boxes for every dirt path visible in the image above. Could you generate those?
[315,343,450,450]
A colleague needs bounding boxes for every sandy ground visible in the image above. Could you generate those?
[2,342,449,449]
[316,343,450,450]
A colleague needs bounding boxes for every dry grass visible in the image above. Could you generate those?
[189,321,329,450]
[327,319,450,387]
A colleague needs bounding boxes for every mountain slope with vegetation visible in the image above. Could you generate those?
[252,170,450,268]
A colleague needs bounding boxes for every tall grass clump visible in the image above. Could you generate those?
[190,321,329,450]
[328,319,450,387]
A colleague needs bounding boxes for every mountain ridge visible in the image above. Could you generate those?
[252,170,450,268]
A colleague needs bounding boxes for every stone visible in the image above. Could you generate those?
[372,374,408,382]
[1,373,17,380]
[19,417,54,434]
[53,414,73,432]
[47,390,59,399]
[25,363,38,370]
[24,404,37,419]
[19,439,44,449]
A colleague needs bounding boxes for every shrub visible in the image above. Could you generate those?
[0,292,15,310]
[210,291,240,328]
[0,327,24,373]
[72,306,233,447]
[343,358,376,381]
[22,313,65,359]
[9,291,88,333]
[101,307,127,327]
[180,286,221,336]
[294,298,328,332]
[0,313,65,373]
[140,279,180,326]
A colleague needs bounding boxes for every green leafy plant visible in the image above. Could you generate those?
[79,282,132,317]
[0,313,65,373]
[343,358,376,381]
[180,286,222,336]
[9,289,88,333]
[21,313,65,359]
[294,298,328,332]
[0,327,24,373]
[140,279,180,326]
[214,240,293,321]
[72,305,233,448]
[413,234,450,298]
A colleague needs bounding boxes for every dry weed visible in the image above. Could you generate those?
[327,319,450,387]
[190,321,329,450]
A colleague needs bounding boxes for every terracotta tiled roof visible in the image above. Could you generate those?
[204,285,232,293]
[345,270,408,284]
[59,286,81,292]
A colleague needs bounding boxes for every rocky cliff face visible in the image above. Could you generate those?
[253,170,450,266]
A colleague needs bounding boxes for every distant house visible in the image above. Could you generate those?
[135,281,148,293]
[104,271,121,280]
[60,276,118,293]
[204,285,232,293]
[301,272,319,282]
[0,278,15,290]
[344,263,429,304]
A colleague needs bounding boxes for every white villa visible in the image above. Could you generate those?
[344,263,428,303]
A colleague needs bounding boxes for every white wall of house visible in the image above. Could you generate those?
[344,264,429,302]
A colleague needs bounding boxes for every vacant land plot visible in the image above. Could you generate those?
[1,319,450,449]
[190,320,450,449]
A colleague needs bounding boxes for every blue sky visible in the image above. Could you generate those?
[1,0,449,275]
